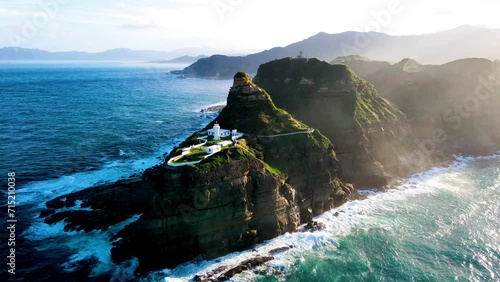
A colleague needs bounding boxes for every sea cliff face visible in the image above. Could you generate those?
[38,56,500,275]
[253,58,432,188]
[42,72,354,270]
[111,73,354,269]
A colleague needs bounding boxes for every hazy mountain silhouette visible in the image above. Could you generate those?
[335,55,500,155]
[0,47,216,61]
[177,25,500,79]
[147,55,207,64]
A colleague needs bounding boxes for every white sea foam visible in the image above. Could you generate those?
[110,257,140,282]
[23,213,141,277]
[152,154,500,281]
[357,188,378,196]
[23,220,79,242]
[17,145,173,207]
[62,215,141,277]
[20,141,500,281]
[197,101,227,112]
[18,118,221,279]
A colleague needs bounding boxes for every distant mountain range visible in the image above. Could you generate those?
[4,25,500,76]
[147,55,207,64]
[177,25,500,79]
[0,47,219,62]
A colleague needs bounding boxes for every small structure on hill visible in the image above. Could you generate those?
[205,145,221,154]
[167,123,244,167]
[219,140,233,147]
[207,122,238,140]
[296,51,307,61]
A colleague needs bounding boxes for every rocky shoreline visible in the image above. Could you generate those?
[40,73,358,271]
[200,104,226,113]
[38,58,500,275]
[193,219,327,282]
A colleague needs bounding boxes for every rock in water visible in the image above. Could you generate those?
[201,104,226,113]
[193,253,275,281]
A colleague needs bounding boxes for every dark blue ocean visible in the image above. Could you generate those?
[0,62,499,281]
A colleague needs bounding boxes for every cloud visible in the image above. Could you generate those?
[166,0,206,7]
[0,7,26,16]
[436,8,453,16]
[120,21,159,29]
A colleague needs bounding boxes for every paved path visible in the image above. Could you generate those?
[167,151,217,167]
[167,135,243,167]
[254,128,314,138]
[166,129,314,167]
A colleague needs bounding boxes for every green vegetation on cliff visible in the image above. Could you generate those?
[168,71,335,178]
[361,57,500,155]
[106,72,352,269]
[253,57,431,187]
[254,58,401,127]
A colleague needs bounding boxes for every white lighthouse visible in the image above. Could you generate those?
[213,122,221,140]
[207,122,233,140]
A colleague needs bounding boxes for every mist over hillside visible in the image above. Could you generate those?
[177,26,500,79]
[334,56,500,156]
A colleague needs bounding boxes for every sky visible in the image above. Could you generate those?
[0,0,499,54]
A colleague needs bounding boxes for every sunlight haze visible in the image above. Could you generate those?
[0,0,499,53]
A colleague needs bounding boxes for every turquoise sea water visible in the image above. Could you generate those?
[150,156,499,282]
[0,62,498,281]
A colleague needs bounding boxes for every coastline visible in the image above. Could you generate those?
[142,152,500,281]
[35,76,500,276]
[18,119,499,281]
[6,62,496,282]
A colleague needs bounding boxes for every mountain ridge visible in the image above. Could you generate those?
[253,58,432,187]
[0,47,223,61]
[336,55,500,156]
[176,26,500,79]
[147,55,207,64]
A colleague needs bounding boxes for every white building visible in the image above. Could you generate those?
[205,145,221,154]
[218,140,233,147]
[296,51,307,60]
[181,148,191,155]
[207,122,238,140]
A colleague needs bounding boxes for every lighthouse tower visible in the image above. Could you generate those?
[213,122,221,140]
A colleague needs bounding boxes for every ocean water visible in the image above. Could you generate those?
[0,61,230,281]
[144,156,500,282]
[1,62,499,281]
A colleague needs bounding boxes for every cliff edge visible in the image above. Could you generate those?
[111,72,354,269]
[253,58,432,187]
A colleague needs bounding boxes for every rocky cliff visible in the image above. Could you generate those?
[253,58,432,187]
[361,58,500,156]
[42,72,354,270]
